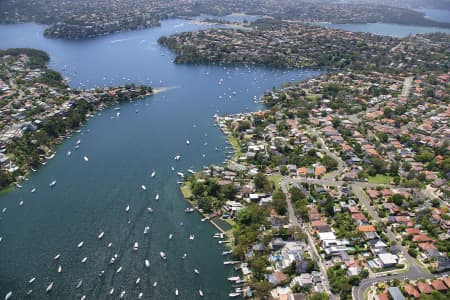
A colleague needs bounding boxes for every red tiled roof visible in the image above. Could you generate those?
[418,242,436,251]
[417,282,433,294]
[406,228,421,235]
[444,277,450,288]
[403,284,420,298]
[376,292,389,300]
[413,234,433,243]
[431,279,448,291]
[358,225,376,232]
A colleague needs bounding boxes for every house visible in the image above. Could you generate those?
[431,279,448,292]
[268,271,288,285]
[437,255,450,272]
[387,287,405,300]
[417,282,433,294]
[403,284,420,298]
[358,225,376,233]
[378,253,398,268]
[291,273,313,288]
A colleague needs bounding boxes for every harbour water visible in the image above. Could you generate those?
[0,19,322,299]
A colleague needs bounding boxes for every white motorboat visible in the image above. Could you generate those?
[26,290,32,296]
[171,166,175,171]
[67,151,71,157]
[107,242,112,248]
[31,187,36,193]
[77,241,84,248]
[81,257,87,263]
[81,296,86,300]
[199,290,204,297]
[155,193,159,200]
[109,288,115,295]
[135,277,141,285]
[141,185,147,191]
[229,292,241,298]
[83,156,89,162]
[186,140,190,145]
[133,242,139,251]
[160,251,167,260]
[54,254,61,260]
[98,231,105,239]
[227,276,240,282]
[19,201,24,206]
[46,282,54,293]
[110,254,118,264]
[189,234,195,240]
[28,277,36,283]
[181,253,187,259]
[145,259,150,268]
[98,270,105,277]
[144,226,150,235]
[175,288,179,296]
[147,207,153,213]
[125,204,130,212]
[138,292,143,299]
[1,208,6,213]
[169,233,173,240]
[57,265,62,273]
[194,268,200,274]
[151,171,156,177]
[222,250,232,255]
[187,169,195,174]
[185,206,196,213]
[49,180,56,187]
[4,292,12,300]
[174,155,181,160]
[76,140,81,145]
[116,266,122,273]
[153,281,158,287]
[177,172,184,178]
[76,280,83,289]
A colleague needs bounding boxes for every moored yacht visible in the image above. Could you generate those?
[151,171,156,177]
[145,259,150,268]
[175,288,179,296]
[185,207,195,213]
[138,292,143,299]
[109,288,115,295]
[46,282,54,293]
[199,289,204,297]
[110,254,118,264]
[49,180,56,187]
[125,204,130,212]
[116,266,123,273]
[30,187,36,193]
[4,291,12,300]
[57,265,62,273]
[98,231,105,239]
[153,281,158,287]
[189,234,195,240]
[160,251,167,260]
[76,280,83,289]
[155,193,159,200]
[133,242,139,251]
[83,156,89,162]
[54,254,61,260]
[229,292,241,298]
[169,233,173,240]
[135,277,141,285]
[141,184,147,191]
[81,257,87,263]
[28,277,36,283]
[77,241,84,248]
[194,268,200,274]
[144,226,150,235]
[147,207,153,213]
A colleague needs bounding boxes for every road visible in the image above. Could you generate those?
[280,179,334,298]
[310,128,345,180]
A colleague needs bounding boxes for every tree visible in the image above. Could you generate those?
[391,194,406,206]
[249,255,269,280]
[272,190,287,215]
[290,186,305,202]
[254,280,272,299]
[308,292,329,300]
[322,155,338,170]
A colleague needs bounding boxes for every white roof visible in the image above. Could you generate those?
[318,232,336,241]
[378,253,398,265]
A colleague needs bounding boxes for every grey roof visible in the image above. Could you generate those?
[388,287,405,300]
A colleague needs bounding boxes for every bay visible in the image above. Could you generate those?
[0,18,322,299]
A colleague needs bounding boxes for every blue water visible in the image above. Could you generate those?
[0,19,322,299]
[415,8,450,23]
[316,21,450,37]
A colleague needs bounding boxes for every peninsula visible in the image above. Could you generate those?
[0,48,153,190]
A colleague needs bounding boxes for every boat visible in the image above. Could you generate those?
[54,254,61,260]
[144,226,150,235]
[174,155,181,160]
[77,241,84,248]
[229,292,241,298]
[175,288,179,296]
[98,231,105,240]
[171,166,175,171]
[98,270,105,277]
[29,277,36,283]
[81,296,86,300]
[181,253,187,259]
[177,172,184,178]
[125,204,130,212]
[219,240,230,244]
[153,281,158,287]
[4,292,12,300]
[76,280,83,289]
[116,266,123,273]
[107,242,112,248]
[135,277,141,285]
[151,171,156,177]
[224,261,241,265]
[110,254,118,264]
[133,242,139,251]
[49,180,56,187]
[141,185,147,191]
[213,233,224,239]
[194,268,200,274]
[109,288,115,295]
[145,259,150,268]
[186,140,190,145]
[75,145,80,150]
[57,265,62,273]
[30,187,36,193]
[76,140,81,145]
[46,282,54,293]
[26,290,32,296]
[185,207,195,213]
[189,234,195,240]
[155,193,159,200]
[227,276,240,282]
[1,208,6,213]
[138,292,143,299]
[160,251,167,260]
[147,207,153,213]
[199,289,204,297]
[222,250,232,255]
[19,201,24,206]
[83,156,89,162]
[81,257,87,263]
[169,233,173,240]
[187,169,195,174]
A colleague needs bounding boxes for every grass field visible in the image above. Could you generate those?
[180,182,192,198]
[268,174,283,188]
[368,174,393,185]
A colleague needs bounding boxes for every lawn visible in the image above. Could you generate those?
[180,182,192,198]
[368,174,394,185]
[268,174,283,188]
[227,135,243,159]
